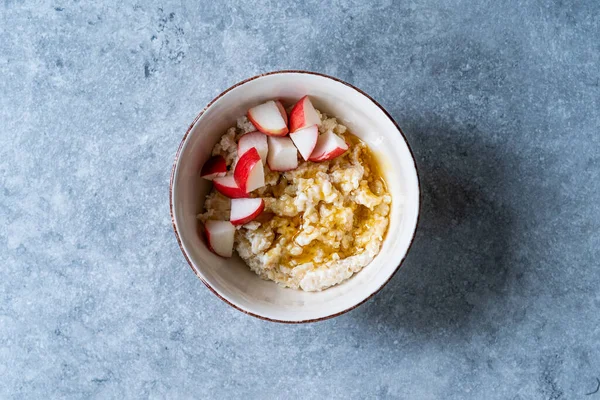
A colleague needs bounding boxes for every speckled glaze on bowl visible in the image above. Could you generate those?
[170,70,420,323]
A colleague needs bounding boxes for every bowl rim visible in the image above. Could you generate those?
[169,69,421,324]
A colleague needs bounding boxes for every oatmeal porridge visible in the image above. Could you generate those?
[197,97,391,292]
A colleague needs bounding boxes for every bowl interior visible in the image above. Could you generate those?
[171,72,419,322]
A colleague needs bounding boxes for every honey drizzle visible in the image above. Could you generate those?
[264,132,390,269]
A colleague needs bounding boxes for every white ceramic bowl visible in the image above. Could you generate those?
[170,71,420,323]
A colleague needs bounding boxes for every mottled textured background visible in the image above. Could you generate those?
[1,0,599,399]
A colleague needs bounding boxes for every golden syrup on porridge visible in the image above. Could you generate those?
[275,132,390,269]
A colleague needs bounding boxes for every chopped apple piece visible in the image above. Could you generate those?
[230,198,265,225]
[234,147,265,193]
[204,220,235,257]
[200,155,227,180]
[289,96,321,132]
[267,136,298,171]
[289,125,319,161]
[308,131,348,162]
[213,176,248,198]
[247,100,289,136]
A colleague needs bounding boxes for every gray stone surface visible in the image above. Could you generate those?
[1,0,599,398]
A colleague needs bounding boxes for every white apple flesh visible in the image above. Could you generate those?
[238,131,268,165]
[234,147,265,193]
[247,100,289,136]
[289,125,319,161]
[275,100,288,126]
[289,95,321,133]
[308,131,349,162]
[230,198,265,226]
[204,220,235,258]
[267,136,298,171]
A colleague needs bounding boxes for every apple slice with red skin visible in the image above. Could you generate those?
[238,131,268,165]
[204,220,235,257]
[289,125,319,161]
[275,100,288,126]
[308,131,349,162]
[234,147,265,193]
[200,155,227,180]
[213,176,248,198]
[267,136,298,171]
[289,96,321,133]
[247,100,289,136]
[230,198,265,226]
